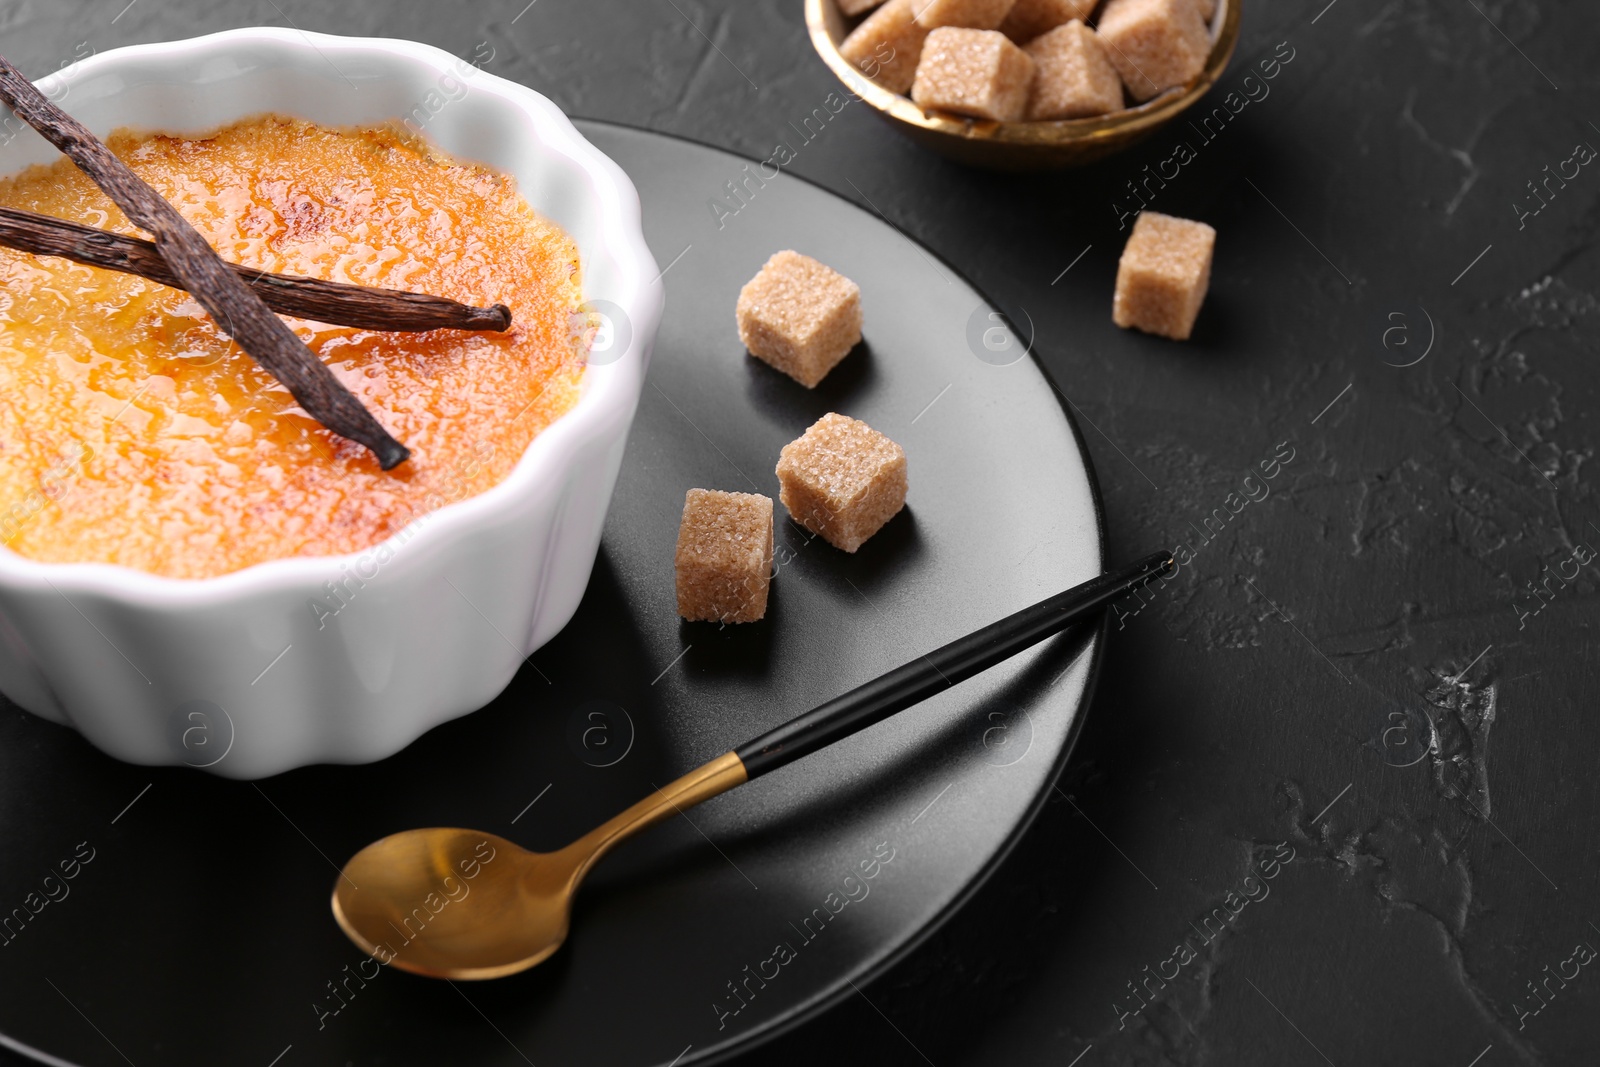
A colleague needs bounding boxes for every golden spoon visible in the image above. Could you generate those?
[332,551,1174,979]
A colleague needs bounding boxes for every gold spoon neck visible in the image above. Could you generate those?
[559,750,749,881]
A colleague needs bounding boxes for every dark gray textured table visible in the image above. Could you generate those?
[4,2,1598,1065]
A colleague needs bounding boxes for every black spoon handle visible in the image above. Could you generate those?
[733,551,1174,778]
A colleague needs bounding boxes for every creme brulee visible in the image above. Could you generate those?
[0,116,586,579]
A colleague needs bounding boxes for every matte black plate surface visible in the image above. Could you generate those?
[0,121,1104,1067]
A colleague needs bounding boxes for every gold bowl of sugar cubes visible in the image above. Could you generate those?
[807,0,1241,170]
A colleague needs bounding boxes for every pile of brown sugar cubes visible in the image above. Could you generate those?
[838,0,1216,122]
[675,251,908,625]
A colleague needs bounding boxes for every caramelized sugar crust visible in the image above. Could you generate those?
[0,117,586,578]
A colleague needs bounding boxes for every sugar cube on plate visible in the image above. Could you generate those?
[841,0,931,93]
[675,489,774,624]
[1112,211,1216,341]
[777,413,907,553]
[1024,21,1124,119]
[911,27,1036,122]
[1096,0,1212,102]
[737,251,863,388]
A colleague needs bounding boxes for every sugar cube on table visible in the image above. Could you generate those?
[675,489,774,624]
[999,0,1096,43]
[1112,211,1216,341]
[839,0,887,15]
[1095,0,1212,102]
[911,0,1017,29]
[1024,21,1124,119]
[737,251,863,388]
[910,27,1036,122]
[776,413,907,553]
[840,0,931,94]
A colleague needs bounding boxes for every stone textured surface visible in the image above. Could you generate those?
[3,1,1599,1064]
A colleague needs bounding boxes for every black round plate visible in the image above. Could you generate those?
[0,121,1105,1067]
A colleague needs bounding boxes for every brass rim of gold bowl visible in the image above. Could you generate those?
[805,0,1244,149]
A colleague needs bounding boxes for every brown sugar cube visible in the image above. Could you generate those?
[675,489,774,623]
[1192,0,1216,21]
[1112,211,1216,341]
[839,0,887,14]
[776,414,907,553]
[840,0,931,94]
[1095,0,1211,102]
[999,0,1096,42]
[737,251,863,388]
[910,28,1036,122]
[910,0,1017,29]
[1024,21,1124,119]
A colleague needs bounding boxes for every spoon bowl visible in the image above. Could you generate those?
[332,829,577,979]
[333,751,749,979]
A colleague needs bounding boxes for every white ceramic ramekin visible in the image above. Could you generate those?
[0,29,661,778]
